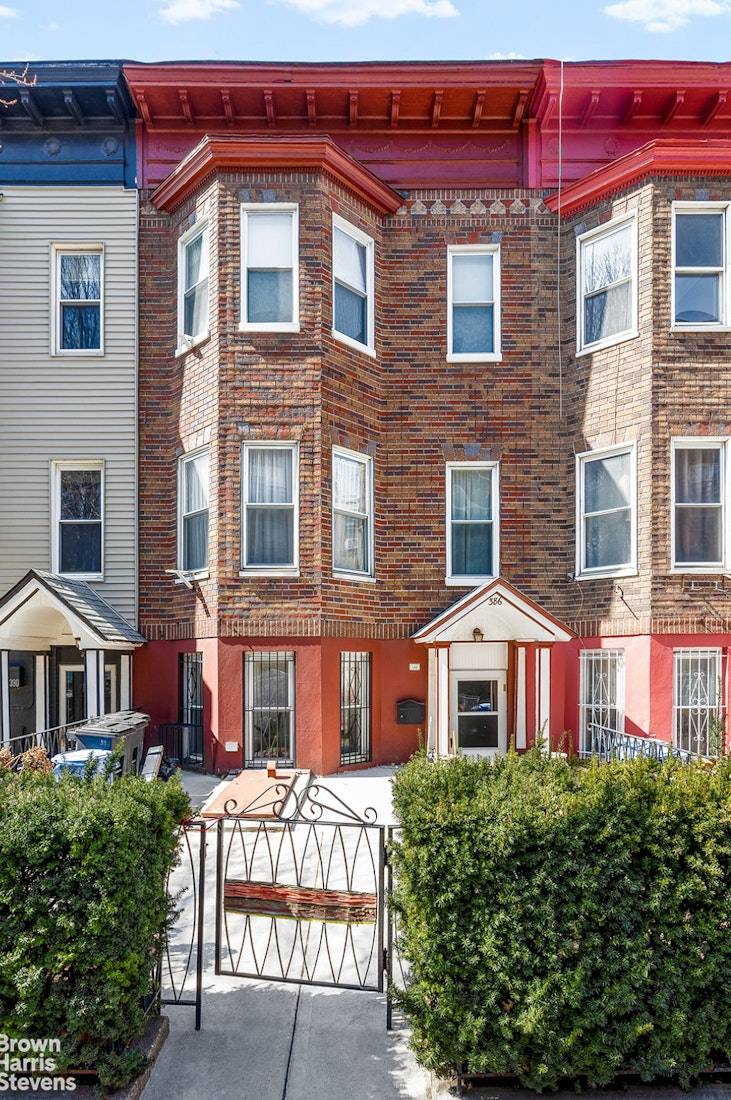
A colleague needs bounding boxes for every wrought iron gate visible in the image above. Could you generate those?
[214,779,388,995]
[159,817,210,1029]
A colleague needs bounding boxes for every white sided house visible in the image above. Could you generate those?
[0,63,141,744]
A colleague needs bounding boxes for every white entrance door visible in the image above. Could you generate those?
[450,669,507,757]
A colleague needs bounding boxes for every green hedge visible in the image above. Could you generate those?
[392,750,731,1090]
[0,765,189,1087]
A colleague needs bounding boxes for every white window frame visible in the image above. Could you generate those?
[576,212,638,356]
[332,446,374,581]
[240,203,300,334]
[447,244,502,363]
[51,459,105,580]
[244,650,296,767]
[671,201,731,331]
[240,441,300,577]
[445,461,500,586]
[51,243,104,357]
[575,442,637,580]
[579,648,625,754]
[332,212,375,357]
[670,437,729,573]
[176,447,210,578]
[673,647,724,756]
[176,220,210,354]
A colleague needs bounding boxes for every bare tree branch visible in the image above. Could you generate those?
[0,63,36,108]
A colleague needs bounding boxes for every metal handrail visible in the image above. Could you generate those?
[584,723,709,764]
[2,719,87,761]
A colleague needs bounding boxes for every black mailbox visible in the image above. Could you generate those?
[396,698,425,725]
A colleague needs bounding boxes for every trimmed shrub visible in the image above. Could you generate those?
[0,766,189,1087]
[392,750,731,1090]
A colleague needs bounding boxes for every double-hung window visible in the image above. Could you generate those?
[245,651,295,767]
[673,203,730,328]
[577,214,637,353]
[177,221,209,350]
[178,449,209,575]
[53,246,103,354]
[446,462,499,584]
[577,445,636,577]
[579,649,625,754]
[673,648,723,756]
[241,204,299,331]
[447,246,501,360]
[332,214,374,354]
[332,448,373,577]
[53,461,104,577]
[242,443,298,573]
[672,440,727,570]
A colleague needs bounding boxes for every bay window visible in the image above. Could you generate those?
[242,443,298,573]
[673,204,729,328]
[53,461,104,577]
[177,221,209,350]
[447,245,501,360]
[332,448,373,577]
[53,246,103,354]
[577,214,637,353]
[332,214,374,353]
[446,462,499,584]
[672,440,726,569]
[577,445,636,577]
[241,204,299,330]
[178,449,209,574]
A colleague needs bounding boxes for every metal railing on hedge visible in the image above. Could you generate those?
[584,723,708,764]
[2,719,87,762]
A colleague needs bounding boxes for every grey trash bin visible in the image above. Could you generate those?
[72,711,149,775]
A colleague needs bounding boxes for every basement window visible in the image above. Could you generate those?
[577,214,637,354]
[241,204,299,331]
[673,203,730,328]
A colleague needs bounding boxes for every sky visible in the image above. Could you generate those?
[2,0,731,65]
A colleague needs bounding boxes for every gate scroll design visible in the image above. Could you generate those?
[214,780,387,995]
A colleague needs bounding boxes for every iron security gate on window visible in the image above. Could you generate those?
[215,779,388,996]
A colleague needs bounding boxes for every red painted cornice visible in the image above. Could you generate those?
[545,138,731,216]
[151,133,404,214]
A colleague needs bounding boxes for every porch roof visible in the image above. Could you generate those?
[413,577,575,645]
[0,570,144,651]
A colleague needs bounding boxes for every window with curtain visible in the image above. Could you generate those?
[242,444,297,570]
[332,448,372,576]
[55,464,103,575]
[448,247,500,358]
[673,444,724,567]
[578,216,636,351]
[579,650,624,753]
[578,447,634,575]
[178,450,209,573]
[673,206,727,326]
[333,215,373,350]
[55,248,103,352]
[178,223,209,345]
[447,463,498,581]
[245,651,295,767]
[242,205,298,328]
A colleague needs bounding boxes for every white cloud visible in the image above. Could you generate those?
[278,0,458,28]
[604,0,730,32]
[160,0,239,23]
[0,5,18,16]
[488,51,527,59]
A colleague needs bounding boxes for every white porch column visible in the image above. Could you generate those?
[426,649,437,754]
[538,648,551,749]
[437,647,450,756]
[34,654,49,733]
[120,654,132,711]
[84,649,105,719]
[515,646,527,750]
[0,650,9,747]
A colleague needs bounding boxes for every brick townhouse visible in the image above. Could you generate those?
[118,58,731,774]
[2,58,730,775]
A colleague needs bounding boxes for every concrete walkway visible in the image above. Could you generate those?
[143,767,427,1100]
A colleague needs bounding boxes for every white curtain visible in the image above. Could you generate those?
[248,448,292,503]
[334,454,366,512]
[334,228,366,293]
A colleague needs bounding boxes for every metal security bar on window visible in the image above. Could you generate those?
[579,649,624,754]
[244,651,295,768]
[340,652,371,765]
[673,648,723,756]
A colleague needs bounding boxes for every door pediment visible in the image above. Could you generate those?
[413,577,574,645]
